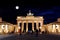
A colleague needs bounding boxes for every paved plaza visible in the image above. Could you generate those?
[0,33,60,40]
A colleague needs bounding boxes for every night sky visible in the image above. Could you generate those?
[0,0,60,24]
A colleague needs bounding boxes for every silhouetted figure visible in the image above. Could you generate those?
[45,30,47,34]
[23,30,25,33]
[42,31,45,34]
[35,29,38,36]
[31,30,34,35]
[32,30,34,33]
[39,29,41,33]
[20,29,21,35]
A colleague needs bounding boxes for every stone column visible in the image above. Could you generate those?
[26,21,28,32]
[52,24,56,32]
[21,22,24,32]
[18,22,20,28]
[16,22,21,33]
[32,22,34,31]
[36,22,39,30]
[40,21,43,27]
[40,21,43,30]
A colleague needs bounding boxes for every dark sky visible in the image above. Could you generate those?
[0,0,60,24]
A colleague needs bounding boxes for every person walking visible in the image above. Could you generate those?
[35,29,38,37]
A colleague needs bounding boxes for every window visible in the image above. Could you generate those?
[2,25,5,29]
[56,24,59,29]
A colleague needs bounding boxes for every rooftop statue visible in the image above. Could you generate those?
[27,10,34,16]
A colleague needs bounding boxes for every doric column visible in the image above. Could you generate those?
[40,21,43,27]
[32,22,34,31]
[26,21,28,32]
[18,22,20,27]
[21,22,24,32]
[17,21,21,29]
[52,24,56,32]
[16,21,21,33]
[36,22,39,30]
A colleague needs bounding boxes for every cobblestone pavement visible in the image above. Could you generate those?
[0,33,60,40]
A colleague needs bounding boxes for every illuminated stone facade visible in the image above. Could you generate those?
[16,11,60,34]
[1,10,60,34]
[0,17,2,22]
[46,22,60,34]
[0,18,15,34]
[45,18,60,34]
[16,10,44,33]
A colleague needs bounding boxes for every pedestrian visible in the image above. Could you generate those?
[35,29,38,36]
[31,30,34,35]
[20,29,22,35]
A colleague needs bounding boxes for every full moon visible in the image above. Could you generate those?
[15,6,19,10]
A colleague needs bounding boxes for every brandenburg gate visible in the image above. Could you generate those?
[16,10,44,33]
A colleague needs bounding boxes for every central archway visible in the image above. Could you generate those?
[28,23,32,31]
